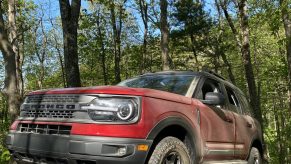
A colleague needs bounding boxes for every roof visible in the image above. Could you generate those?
[141,70,199,76]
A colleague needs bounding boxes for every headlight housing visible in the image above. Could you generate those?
[80,96,140,123]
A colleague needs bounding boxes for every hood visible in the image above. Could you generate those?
[28,86,192,105]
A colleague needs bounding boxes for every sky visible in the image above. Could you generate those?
[33,0,218,30]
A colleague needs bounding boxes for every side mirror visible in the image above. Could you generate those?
[201,92,225,105]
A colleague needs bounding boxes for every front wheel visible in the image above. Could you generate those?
[248,147,262,164]
[148,136,191,164]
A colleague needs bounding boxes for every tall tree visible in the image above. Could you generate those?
[220,0,262,123]
[95,6,108,85]
[59,0,81,87]
[33,17,48,89]
[17,5,24,98]
[0,0,21,121]
[50,19,66,88]
[160,0,171,70]
[214,0,236,84]
[238,0,261,121]
[173,0,212,70]
[109,0,127,83]
[137,0,149,73]
[279,0,291,112]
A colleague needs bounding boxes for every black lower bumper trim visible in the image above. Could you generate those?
[6,132,152,164]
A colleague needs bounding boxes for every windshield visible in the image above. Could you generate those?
[118,74,197,95]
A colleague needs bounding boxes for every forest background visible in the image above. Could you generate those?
[0,0,290,163]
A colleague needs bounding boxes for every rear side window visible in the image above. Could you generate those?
[225,86,242,114]
[237,93,253,116]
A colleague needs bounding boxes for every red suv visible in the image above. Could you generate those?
[6,71,264,164]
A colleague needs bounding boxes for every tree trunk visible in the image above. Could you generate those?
[160,0,171,71]
[0,0,21,121]
[110,1,121,83]
[116,3,123,82]
[138,0,148,74]
[215,0,236,85]
[52,30,66,88]
[190,34,199,70]
[50,19,66,88]
[142,27,148,73]
[238,0,262,123]
[279,0,291,112]
[54,38,66,88]
[58,50,66,88]
[110,0,127,83]
[16,1,24,99]
[220,52,236,85]
[37,20,47,89]
[220,0,242,48]
[17,27,24,98]
[96,11,107,85]
[59,0,81,87]
[273,103,283,163]
[221,0,262,123]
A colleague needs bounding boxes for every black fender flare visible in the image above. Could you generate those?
[146,116,202,163]
[248,133,264,158]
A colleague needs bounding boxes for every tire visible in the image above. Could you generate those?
[248,147,262,164]
[148,136,191,164]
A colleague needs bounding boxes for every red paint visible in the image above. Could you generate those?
[10,120,20,130]
[71,96,197,139]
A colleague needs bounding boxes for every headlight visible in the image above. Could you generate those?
[80,97,140,123]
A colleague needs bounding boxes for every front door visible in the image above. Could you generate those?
[225,87,255,160]
[194,78,235,160]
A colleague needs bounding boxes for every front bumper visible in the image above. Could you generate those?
[6,132,152,164]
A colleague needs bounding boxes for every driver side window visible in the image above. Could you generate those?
[196,78,223,100]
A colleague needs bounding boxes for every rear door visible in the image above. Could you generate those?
[224,86,255,159]
[194,78,235,160]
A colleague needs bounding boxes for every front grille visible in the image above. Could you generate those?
[21,94,80,119]
[22,109,74,119]
[17,123,71,135]
[26,95,79,103]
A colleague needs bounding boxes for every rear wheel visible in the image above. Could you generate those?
[148,136,191,164]
[248,147,262,164]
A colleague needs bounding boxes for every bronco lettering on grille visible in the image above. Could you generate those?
[27,104,76,110]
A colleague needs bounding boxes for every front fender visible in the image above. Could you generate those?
[146,116,203,163]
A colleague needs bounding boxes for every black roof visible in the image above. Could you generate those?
[142,70,198,76]
[141,70,223,79]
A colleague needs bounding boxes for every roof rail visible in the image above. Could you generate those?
[202,67,226,80]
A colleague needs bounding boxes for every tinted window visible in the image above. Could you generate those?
[237,93,253,116]
[225,87,241,113]
[118,75,196,95]
[196,78,223,100]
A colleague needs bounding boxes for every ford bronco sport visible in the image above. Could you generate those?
[6,71,264,164]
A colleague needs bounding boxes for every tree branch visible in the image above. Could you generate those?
[219,0,241,48]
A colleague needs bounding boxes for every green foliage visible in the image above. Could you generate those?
[0,95,10,162]
[0,150,10,163]
[172,0,212,36]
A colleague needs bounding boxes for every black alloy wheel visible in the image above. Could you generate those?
[148,136,191,164]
